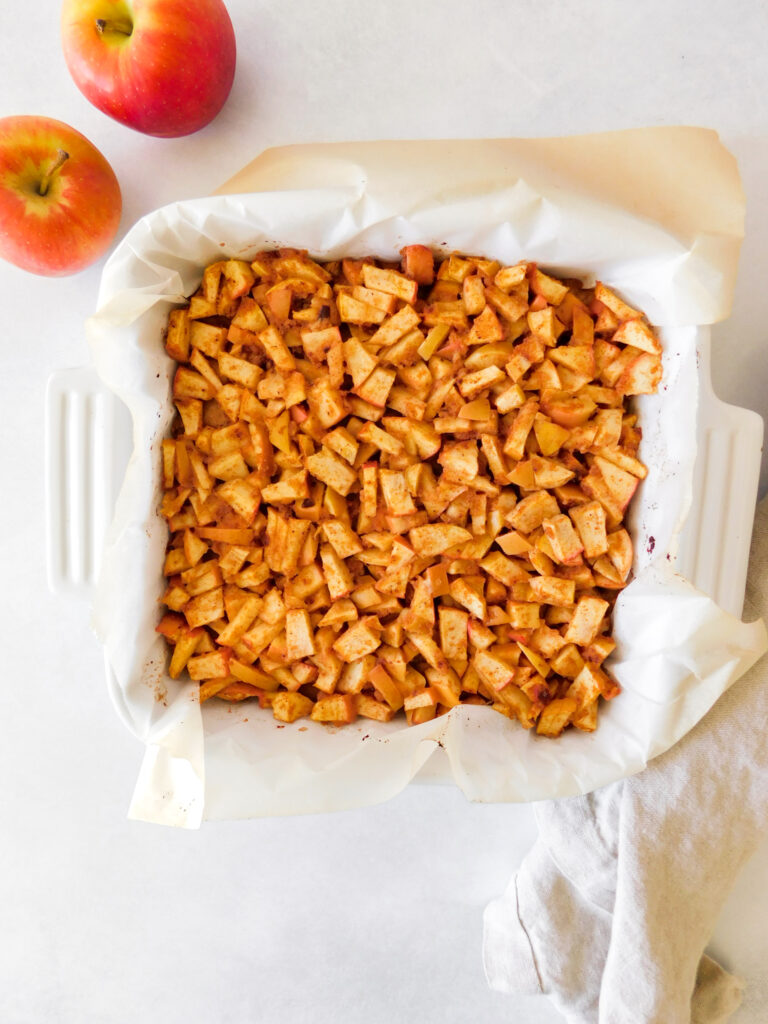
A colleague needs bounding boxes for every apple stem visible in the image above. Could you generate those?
[95,17,133,36]
[38,150,70,197]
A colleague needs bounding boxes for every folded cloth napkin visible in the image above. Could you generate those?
[483,496,768,1024]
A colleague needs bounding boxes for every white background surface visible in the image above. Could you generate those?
[1,2,768,1022]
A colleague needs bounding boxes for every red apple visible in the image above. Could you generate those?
[61,0,237,138]
[0,115,121,277]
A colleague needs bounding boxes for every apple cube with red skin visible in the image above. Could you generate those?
[401,244,435,285]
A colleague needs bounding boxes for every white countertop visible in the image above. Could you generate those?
[1,2,767,1021]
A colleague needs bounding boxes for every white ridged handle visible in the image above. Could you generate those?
[45,367,132,598]
[674,336,763,617]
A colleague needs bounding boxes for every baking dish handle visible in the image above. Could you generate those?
[674,333,764,617]
[45,366,132,599]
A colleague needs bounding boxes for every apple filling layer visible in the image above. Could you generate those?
[156,248,661,737]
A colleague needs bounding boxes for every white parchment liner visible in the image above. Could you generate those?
[87,131,767,828]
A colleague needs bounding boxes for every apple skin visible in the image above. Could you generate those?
[0,115,122,277]
[61,0,237,138]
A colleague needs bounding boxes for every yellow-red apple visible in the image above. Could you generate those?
[61,0,237,138]
[0,115,121,277]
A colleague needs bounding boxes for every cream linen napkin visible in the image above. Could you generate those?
[484,496,768,1024]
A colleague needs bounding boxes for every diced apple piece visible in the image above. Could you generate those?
[401,244,435,285]
[184,587,225,630]
[549,343,595,377]
[572,701,598,732]
[460,398,493,420]
[190,321,227,358]
[272,691,314,723]
[550,644,585,679]
[563,596,609,645]
[468,304,504,344]
[616,351,663,396]
[306,447,358,496]
[462,273,487,315]
[337,292,387,325]
[370,304,421,347]
[494,263,527,292]
[595,445,648,480]
[438,607,469,661]
[285,609,316,661]
[408,633,450,672]
[593,455,639,511]
[319,544,354,600]
[362,264,419,304]
[612,317,661,354]
[311,694,358,724]
[527,307,565,347]
[480,551,528,586]
[333,617,382,662]
[167,627,203,678]
[541,514,584,564]
[530,455,574,489]
[474,650,516,691]
[607,528,634,580]
[528,576,576,606]
[173,366,215,401]
[354,365,396,408]
[357,694,395,722]
[407,524,472,557]
[485,284,528,323]
[259,325,296,373]
[439,440,479,483]
[594,282,639,321]
[449,578,486,621]
[379,470,418,517]
[165,308,190,361]
[356,421,404,456]
[536,697,578,737]
[533,414,570,457]
[503,398,538,460]
[508,491,559,533]
[404,688,439,711]
[308,377,347,428]
[530,267,569,304]
[540,390,596,428]
[187,648,232,680]
[567,663,609,706]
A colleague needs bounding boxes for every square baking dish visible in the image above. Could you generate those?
[43,137,767,822]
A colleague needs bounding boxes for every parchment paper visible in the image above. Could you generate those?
[87,130,767,828]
